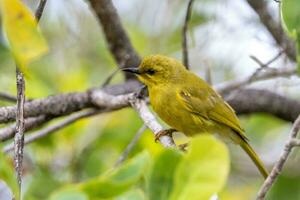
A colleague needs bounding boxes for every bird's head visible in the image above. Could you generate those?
[123,55,187,87]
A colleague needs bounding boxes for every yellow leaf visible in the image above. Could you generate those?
[1,0,48,71]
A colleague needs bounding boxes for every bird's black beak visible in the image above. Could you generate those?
[122,68,141,75]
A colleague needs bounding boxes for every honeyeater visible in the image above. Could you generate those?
[123,55,268,179]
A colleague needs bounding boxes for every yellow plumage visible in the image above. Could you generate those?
[124,55,268,179]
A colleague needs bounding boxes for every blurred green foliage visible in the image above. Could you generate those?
[148,149,182,200]
[0,0,299,199]
[44,135,229,200]
[281,0,300,72]
[267,175,300,200]
[79,151,150,199]
[0,151,18,197]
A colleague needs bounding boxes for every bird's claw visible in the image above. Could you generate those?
[178,143,189,152]
[155,128,177,142]
[136,85,148,99]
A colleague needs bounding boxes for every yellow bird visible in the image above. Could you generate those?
[123,55,268,179]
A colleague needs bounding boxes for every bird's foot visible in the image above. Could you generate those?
[178,143,189,152]
[155,128,177,142]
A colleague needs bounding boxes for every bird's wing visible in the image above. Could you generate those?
[177,84,247,141]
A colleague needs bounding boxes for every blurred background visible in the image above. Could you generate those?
[0,0,300,199]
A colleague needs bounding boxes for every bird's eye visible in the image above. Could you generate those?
[146,69,156,75]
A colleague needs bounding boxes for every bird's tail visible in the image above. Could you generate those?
[240,141,269,179]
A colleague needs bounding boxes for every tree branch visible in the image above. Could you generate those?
[2,92,176,151]
[88,0,141,79]
[114,124,147,168]
[0,82,299,129]
[130,97,176,147]
[215,65,296,94]
[90,90,176,147]
[101,68,121,87]
[246,0,296,61]
[0,92,17,103]
[0,91,92,123]
[0,115,49,142]
[0,80,141,124]
[2,68,297,125]
[248,50,285,82]
[290,138,300,147]
[1,87,299,158]
[256,115,300,199]
[226,89,300,122]
[14,68,25,190]
[182,0,195,69]
[3,109,102,153]
[13,0,48,191]
[35,0,47,21]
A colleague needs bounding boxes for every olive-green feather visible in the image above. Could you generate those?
[177,72,247,141]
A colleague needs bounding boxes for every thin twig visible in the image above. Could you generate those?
[35,0,47,22]
[264,50,285,66]
[101,68,121,87]
[0,92,17,102]
[246,0,296,61]
[256,115,300,199]
[290,138,300,147]
[215,65,296,94]
[182,0,195,69]
[4,109,101,153]
[0,115,49,142]
[114,124,147,168]
[249,50,285,82]
[204,63,212,85]
[13,0,48,195]
[250,55,266,67]
[93,90,176,148]
[89,0,141,80]
[129,96,176,148]
[14,68,25,190]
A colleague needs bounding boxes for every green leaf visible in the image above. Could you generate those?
[49,189,88,200]
[169,135,230,200]
[281,0,300,72]
[0,152,18,198]
[0,0,48,72]
[80,151,150,198]
[24,167,62,200]
[148,149,183,200]
[266,175,300,200]
[281,0,300,38]
[115,189,146,200]
[190,12,209,29]
[297,32,300,73]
